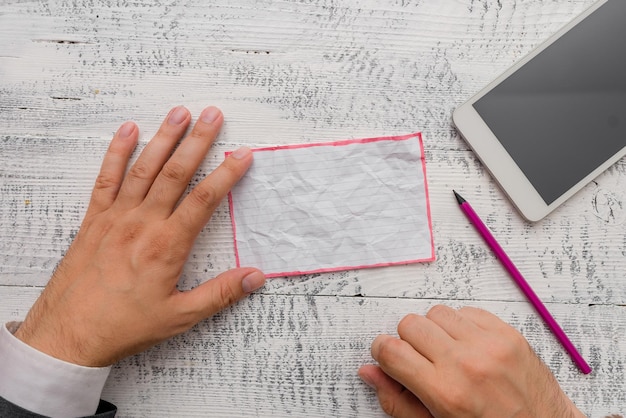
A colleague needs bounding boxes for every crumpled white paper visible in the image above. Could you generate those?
[228,133,434,277]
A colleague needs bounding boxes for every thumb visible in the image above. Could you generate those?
[183,268,266,319]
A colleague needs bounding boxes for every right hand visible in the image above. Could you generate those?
[359,305,585,418]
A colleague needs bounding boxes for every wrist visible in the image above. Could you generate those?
[14,314,98,367]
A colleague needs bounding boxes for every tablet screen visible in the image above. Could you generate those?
[473,0,626,205]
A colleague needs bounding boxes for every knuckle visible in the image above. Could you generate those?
[459,305,481,314]
[161,161,188,183]
[426,304,453,321]
[189,184,219,209]
[397,313,419,335]
[217,281,240,307]
[127,160,152,181]
[375,338,404,365]
[94,172,119,192]
[220,158,242,178]
[188,128,208,142]
[459,306,491,322]
[490,336,523,363]
[188,123,218,142]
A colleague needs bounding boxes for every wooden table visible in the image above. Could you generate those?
[1,0,625,416]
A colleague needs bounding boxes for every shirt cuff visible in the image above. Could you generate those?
[0,322,112,418]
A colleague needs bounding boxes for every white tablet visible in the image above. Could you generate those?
[453,0,626,222]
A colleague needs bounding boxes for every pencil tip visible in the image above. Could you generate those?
[453,190,466,205]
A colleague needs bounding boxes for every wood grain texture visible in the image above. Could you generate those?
[1,0,624,416]
[1,287,624,417]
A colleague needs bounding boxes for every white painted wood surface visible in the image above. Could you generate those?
[1,0,624,416]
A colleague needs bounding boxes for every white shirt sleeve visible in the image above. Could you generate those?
[0,322,111,418]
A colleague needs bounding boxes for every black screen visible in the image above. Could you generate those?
[473,0,626,205]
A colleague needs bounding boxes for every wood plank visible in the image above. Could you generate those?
[2,0,624,416]
[0,287,623,417]
[0,0,598,141]
[2,134,625,304]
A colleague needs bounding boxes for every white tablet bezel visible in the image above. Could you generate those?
[452,0,626,222]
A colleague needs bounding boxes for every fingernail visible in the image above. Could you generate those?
[200,106,221,124]
[117,121,136,139]
[168,106,188,125]
[242,271,266,294]
[231,147,252,160]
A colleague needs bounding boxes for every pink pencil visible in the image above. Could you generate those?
[454,191,591,374]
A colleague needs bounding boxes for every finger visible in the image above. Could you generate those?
[169,147,253,241]
[396,313,456,362]
[176,268,266,322]
[115,106,191,210]
[371,335,436,399]
[358,365,433,418]
[87,121,138,216]
[424,305,482,340]
[142,106,223,216]
[457,306,509,332]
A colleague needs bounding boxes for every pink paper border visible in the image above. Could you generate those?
[227,132,435,278]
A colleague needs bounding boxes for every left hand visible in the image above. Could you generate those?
[15,106,266,367]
